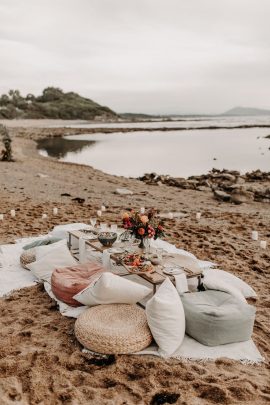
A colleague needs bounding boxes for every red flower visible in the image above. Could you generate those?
[138,227,145,236]
[147,225,155,238]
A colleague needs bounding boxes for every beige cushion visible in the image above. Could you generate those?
[20,249,36,270]
[75,304,152,354]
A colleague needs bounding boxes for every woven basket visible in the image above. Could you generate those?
[75,304,153,354]
[20,249,36,270]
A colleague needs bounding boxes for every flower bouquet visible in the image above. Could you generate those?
[122,209,164,249]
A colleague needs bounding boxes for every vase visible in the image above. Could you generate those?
[138,238,145,249]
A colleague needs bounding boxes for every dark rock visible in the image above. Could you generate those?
[151,392,180,405]
[72,197,85,204]
[214,190,231,202]
[230,189,253,204]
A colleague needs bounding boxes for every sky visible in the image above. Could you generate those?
[0,0,269,114]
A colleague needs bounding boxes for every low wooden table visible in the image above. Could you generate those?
[68,229,204,294]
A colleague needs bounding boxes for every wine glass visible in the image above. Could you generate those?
[110,224,118,232]
[100,222,107,232]
[90,218,97,228]
[144,238,151,255]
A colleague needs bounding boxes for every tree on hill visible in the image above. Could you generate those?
[0,87,118,120]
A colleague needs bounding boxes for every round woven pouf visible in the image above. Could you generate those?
[75,304,153,354]
[20,249,36,270]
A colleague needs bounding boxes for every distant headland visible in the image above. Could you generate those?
[0,87,118,120]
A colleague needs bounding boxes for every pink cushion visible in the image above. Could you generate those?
[51,262,105,307]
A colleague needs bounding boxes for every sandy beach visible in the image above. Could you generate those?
[0,124,269,405]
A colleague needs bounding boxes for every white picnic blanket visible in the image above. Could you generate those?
[44,281,263,363]
[0,231,264,363]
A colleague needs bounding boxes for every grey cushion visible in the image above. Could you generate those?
[181,290,255,346]
[23,237,62,251]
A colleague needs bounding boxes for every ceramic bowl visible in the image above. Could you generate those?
[98,232,118,247]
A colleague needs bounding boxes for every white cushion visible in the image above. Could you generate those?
[73,272,151,306]
[28,244,77,282]
[50,223,89,240]
[203,278,246,303]
[146,278,185,357]
[174,273,189,294]
[35,239,67,260]
[203,269,256,298]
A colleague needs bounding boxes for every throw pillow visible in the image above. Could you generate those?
[146,278,185,357]
[74,272,151,306]
[28,244,77,282]
[203,269,256,298]
[35,239,67,260]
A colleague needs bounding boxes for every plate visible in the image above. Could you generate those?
[163,267,184,276]
[108,247,125,254]
[80,231,98,240]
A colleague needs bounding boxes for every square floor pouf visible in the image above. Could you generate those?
[181,290,256,346]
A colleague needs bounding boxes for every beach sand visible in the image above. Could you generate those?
[0,126,269,404]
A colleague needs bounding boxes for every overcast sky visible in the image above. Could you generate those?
[0,0,269,114]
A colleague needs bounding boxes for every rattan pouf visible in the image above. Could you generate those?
[20,249,36,270]
[75,304,153,354]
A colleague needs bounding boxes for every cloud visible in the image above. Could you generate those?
[0,0,269,113]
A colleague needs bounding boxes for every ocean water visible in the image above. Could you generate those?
[38,119,270,178]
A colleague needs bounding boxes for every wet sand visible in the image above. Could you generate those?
[0,125,269,404]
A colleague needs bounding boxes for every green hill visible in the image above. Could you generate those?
[0,87,118,120]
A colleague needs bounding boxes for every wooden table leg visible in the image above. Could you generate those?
[197,274,205,291]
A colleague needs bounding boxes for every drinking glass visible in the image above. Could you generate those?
[144,238,151,254]
[100,222,107,232]
[90,218,97,228]
[110,224,118,232]
[156,248,163,261]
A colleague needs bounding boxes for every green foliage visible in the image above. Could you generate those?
[0,87,118,120]
[0,124,13,161]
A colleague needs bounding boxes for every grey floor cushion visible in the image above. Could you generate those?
[181,290,256,346]
[23,237,62,251]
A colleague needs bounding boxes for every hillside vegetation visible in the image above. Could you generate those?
[0,87,118,120]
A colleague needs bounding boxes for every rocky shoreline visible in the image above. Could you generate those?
[4,123,270,142]
[138,169,270,204]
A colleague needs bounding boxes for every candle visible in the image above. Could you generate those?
[251,231,258,241]
[101,205,106,212]
[102,250,112,270]
[196,212,201,220]
[260,240,267,249]
[168,212,174,219]
[42,214,48,220]
[53,207,58,215]
[0,214,3,220]
[97,210,102,217]
[140,207,145,214]
[10,209,15,217]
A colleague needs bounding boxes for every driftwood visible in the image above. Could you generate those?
[0,124,13,161]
